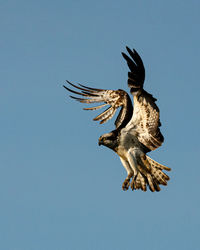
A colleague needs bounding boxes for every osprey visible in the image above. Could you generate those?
[64,47,171,192]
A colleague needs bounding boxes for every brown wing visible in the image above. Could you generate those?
[122,47,164,151]
[63,81,133,129]
[130,90,164,151]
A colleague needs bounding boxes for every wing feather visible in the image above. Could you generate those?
[63,81,133,128]
[127,90,164,151]
[100,108,117,124]
[83,103,108,110]
[93,107,114,121]
[122,47,164,151]
[122,46,145,91]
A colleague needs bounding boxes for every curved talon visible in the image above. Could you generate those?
[122,179,130,191]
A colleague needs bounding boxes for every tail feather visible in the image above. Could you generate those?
[135,155,171,192]
[146,155,171,171]
[124,151,170,192]
[139,173,147,191]
[150,168,168,186]
[146,173,155,192]
[134,174,141,190]
[153,180,161,192]
[135,172,147,191]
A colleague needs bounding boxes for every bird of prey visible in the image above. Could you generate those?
[63,47,171,192]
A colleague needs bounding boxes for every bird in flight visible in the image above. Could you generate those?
[63,47,171,192]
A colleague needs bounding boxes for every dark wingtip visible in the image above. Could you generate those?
[66,80,75,85]
[121,52,130,62]
[126,46,133,54]
[121,52,126,57]
[63,85,73,92]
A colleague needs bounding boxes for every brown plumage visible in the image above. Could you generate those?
[63,47,171,192]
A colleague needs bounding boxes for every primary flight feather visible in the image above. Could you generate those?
[63,47,171,192]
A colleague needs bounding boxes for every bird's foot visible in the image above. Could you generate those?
[130,178,135,190]
[122,173,133,191]
[130,174,138,191]
[122,179,130,191]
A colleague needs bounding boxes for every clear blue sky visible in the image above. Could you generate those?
[1,0,200,249]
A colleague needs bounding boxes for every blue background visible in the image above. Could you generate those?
[1,0,200,249]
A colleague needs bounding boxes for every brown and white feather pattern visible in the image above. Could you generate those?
[63,47,170,192]
[63,81,133,128]
[128,90,164,151]
[92,90,124,124]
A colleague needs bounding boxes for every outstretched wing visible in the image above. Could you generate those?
[63,81,133,129]
[122,46,145,95]
[122,47,164,151]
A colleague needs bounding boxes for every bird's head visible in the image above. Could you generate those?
[98,131,118,151]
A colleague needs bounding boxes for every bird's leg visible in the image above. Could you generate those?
[119,157,133,191]
[127,149,139,191]
[130,177,136,191]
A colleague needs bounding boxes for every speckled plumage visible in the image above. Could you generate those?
[64,47,171,192]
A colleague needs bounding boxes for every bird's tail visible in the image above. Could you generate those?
[133,155,171,192]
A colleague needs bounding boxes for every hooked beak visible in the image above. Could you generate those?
[98,136,104,146]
